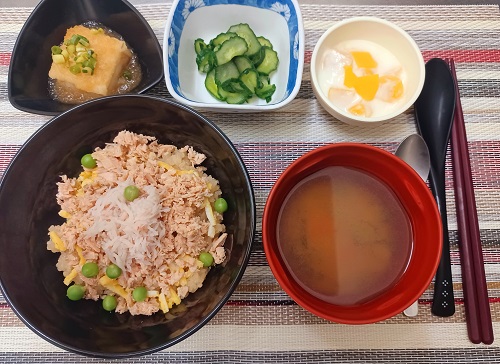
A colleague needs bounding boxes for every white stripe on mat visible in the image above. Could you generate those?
[303,20,500,31]
[457,69,500,80]
[0,98,498,145]
[1,322,499,352]
[215,114,500,145]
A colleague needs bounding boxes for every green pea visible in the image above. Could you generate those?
[81,262,99,278]
[199,252,214,267]
[106,263,122,279]
[66,284,85,301]
[81,154,96,169]
[214,197,228,213]
[124,185,140,202]
[132,286,147,302]
[102,295,117,311]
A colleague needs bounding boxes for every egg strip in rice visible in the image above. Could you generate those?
[47,130,227,315]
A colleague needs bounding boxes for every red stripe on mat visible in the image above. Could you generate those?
[0,52,11,66]
[3,49,500,67]
[303,49,500,65]
[422,50,500,63]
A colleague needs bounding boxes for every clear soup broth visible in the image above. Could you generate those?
[277,166,413,306]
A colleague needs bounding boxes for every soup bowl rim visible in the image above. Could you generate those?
[262,142,442,324]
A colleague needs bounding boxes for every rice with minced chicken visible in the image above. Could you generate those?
[47,130,227,315]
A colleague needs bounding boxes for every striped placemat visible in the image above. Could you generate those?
[1,2,500,362]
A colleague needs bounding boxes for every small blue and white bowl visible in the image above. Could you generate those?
[163,0,304,111]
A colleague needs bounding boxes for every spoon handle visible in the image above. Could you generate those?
[429,171,456,317]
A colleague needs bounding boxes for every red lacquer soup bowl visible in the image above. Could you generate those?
[262,143,442,324]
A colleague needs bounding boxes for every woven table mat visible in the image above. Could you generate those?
[2,2,500,363]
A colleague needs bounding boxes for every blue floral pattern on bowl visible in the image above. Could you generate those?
[166,0,302,106]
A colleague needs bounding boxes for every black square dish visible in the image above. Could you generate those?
[8,0,163,116]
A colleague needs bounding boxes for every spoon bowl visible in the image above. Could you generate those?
[396,134,430,181]
[395,134,431,317]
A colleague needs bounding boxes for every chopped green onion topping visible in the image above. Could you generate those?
[65,34,80,45]
[67,44,76,55]
[69,64,81,74]
[79,37,90,47]
[52,32,97,76]
[52,54,65,64]
[51,46,62,55]
[82,58,96,68]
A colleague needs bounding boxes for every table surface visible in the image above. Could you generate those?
[2,0,500,362]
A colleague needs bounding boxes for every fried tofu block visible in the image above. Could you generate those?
[49,25,132,96]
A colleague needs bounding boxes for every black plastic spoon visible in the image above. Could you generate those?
[414,58,456,317]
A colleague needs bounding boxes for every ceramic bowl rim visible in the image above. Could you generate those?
[262,142,442,324]
[310,16,426,124]
[162,0,305,111]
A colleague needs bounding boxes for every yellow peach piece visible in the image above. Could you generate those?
[348,102,372,117]
[378,75,404,101]
[353,74,379,101]
[351,51,378,68]
[343,65,357,88]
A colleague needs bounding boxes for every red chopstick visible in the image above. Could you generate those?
[448,58,494,345]
[449,64,480,344]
